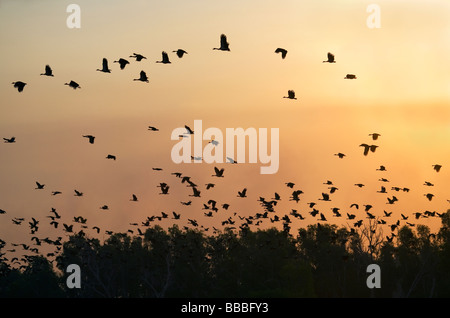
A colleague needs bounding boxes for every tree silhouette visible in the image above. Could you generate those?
[1,211,450,297]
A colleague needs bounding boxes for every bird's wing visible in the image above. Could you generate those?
[220,34,228,47]
[103,58,108,69]
[185,125,193,133]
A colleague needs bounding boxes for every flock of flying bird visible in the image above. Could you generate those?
[9,34,356,99]
[1,33,448,268]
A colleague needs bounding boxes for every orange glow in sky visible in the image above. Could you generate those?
[1,0,449,257]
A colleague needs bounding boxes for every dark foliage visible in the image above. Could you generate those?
[1,212,450,298]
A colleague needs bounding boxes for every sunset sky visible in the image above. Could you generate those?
[1,0,449,258]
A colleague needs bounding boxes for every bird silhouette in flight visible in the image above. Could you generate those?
[74,190,83,197]
[209,139,219,146]
[181,176,192,183]
[158,183,170,195]
[49,208,60,219]
[130,194,138,202]
[35,182,45,190]
[359,143,378,156]
[184,125,194,135]
[377,165,387,171]
[390,221,400,232]
[347,213,356,220]
[74,216,87,223]
[386,196,398,204]
[190,187,201,197]
[383,210,392,217]
[323,52,336,63]
[332,208,341,217]
[345,74,357,79]
[173,49,188,58]
[12,81,26,92]
[40,65,54,77]
[51,191,62,196]
[134,71,149,83]
[237,188,247,198]
[283,90,297,100]
[106,154,116,160]
[172,211,181,219]
[275,48,287,59]
[226,157,237,164]
[213,34,230,51]
[377,186,387,193]
[63,224,73,233]
[156,51,171,64]
[432,164,442,172]
[130,53,146,61]
[188,219,198,227]
[83,135,95,144]
[369,133,381,140]
[148,126,159,131]
[3,137,16,143]
[366,212,376,219]
[204,211,213,217]
[334,153,346,159]
[114,58,130,70]
[412,212,422,220]
[97,58,111,73]
[100,205,109,210]
[64,80,80,89]
[319,193,331,201]
[424,193,434,201]
[328,186,338,194]
[424,181,434,187]
[212,167,225,177]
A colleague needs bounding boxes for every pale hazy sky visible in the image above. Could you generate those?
[1,0,449,255]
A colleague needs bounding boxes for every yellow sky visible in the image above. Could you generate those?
[0,0,449,254]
